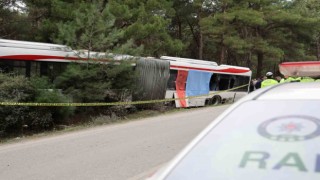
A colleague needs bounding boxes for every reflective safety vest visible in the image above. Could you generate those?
[285,77,301,82]
[280,78,286,83]
[300,77,315,83]
[261,79,278,88]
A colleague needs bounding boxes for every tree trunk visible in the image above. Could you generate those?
[186,18,199,48]
[197,8,203,60]
[256,52,263,78]
[220,43,226,64]
[219,3,227,65]
[198,31,203,59]
[317,35,320,61]
[177,15,182,40]
[246,52,252,68]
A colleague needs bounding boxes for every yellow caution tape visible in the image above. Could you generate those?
[0,84,249,106]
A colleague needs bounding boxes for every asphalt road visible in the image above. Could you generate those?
[0,105,229,180]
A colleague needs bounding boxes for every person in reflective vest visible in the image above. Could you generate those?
[285,76,301,82]
[280,78,286,83]
[300,77,315,82]
[261,72,278,88]
[279,75,288,83]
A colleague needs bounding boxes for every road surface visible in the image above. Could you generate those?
[0,105,229,180]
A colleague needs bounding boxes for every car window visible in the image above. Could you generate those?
[165,100,320,180]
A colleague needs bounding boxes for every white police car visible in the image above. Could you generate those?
[149,82,320,180]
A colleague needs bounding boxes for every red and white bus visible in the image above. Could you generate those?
[0,38,133,77]
[159,56,251,107]
[0,39,252,107]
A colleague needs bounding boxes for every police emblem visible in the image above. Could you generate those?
[258,115,320,142]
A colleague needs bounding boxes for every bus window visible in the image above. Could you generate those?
[1,60,41,77]
[210,74,250,92]
[0,60,14,73]
[218,75,231,90]
[167,70,178,90]
[229,76,235,88]
[231,75,250,92]
[209,74,218,91]
[13,60,26,75]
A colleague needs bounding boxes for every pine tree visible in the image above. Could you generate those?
[289,0,320,60]
[0,0,30,40]
[109,0,185,57]
[171,0,217,60]
[200,0,319,77]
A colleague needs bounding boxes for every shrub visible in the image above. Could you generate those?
[29,76,54,89]
[31,76,75,125]
[0,75,75,137]
[0,74,36,136]
[54,61,137,118]
[54,63,112,103]
[34,89,74,124]
[27,109,53,131]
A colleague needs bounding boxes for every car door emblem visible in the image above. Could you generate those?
[258,115,320,142]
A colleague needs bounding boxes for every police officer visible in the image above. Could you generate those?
[285,76,301,82]
[261,72,278,88]
[279,75,288,83]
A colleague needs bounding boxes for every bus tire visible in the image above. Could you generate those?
[211,95,221,106]
[205,98,212,105]
[167,95,176,107]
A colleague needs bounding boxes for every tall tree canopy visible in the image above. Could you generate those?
[109,0,185,57]
[1,0,320,77]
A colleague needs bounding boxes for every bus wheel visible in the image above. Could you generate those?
[211,96,221,106]
[205,98,212,105]
[167,95,176,108]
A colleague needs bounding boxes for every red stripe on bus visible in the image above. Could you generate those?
[0,55,81,61]
[170,65,250,73]
[280,61,320,66]
[176,70,188,108]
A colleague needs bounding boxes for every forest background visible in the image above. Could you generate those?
[1,0,320,77]
[0,0,320,137]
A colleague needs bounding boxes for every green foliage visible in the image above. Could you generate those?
[34,90,74,124]
[0,74,35,102]
[109,0,185,57]
[2,0,320,69]
[29,76,54,89]
[27,110,53,131]
[54,0,143,56]
[0,74,35,136]
[0,1,30,40]
[0,74,75,137]
[54,63,111,103]
[30,76,75,123]
[112,39,144,56]
[199,0,320,76]
[1,0,320,137]
[54,61,137,103]
[56,1,115,50]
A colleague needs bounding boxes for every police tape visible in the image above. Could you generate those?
[0,84,249,106]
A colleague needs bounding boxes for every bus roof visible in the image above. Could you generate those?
[160,56,218,66]
[0,39,135,62]
[0,38,72,51]
[220,64,250,70]
[0,39,251,75]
